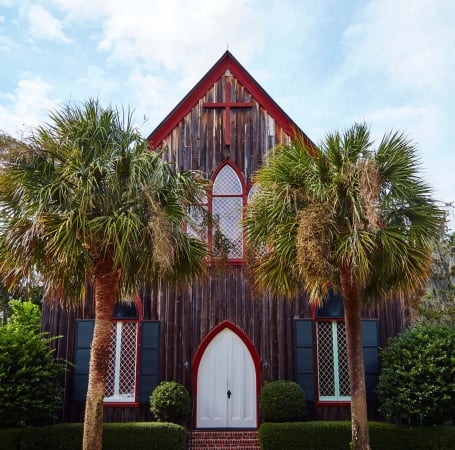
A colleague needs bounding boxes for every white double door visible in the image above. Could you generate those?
[196,328,257,428]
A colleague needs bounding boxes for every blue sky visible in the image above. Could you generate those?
[1,0,454,228]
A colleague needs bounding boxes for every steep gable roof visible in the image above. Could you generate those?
[148,51,311,148]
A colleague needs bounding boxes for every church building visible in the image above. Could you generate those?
[42,51,409,426]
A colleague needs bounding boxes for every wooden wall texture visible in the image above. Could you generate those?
[41,74,411,423]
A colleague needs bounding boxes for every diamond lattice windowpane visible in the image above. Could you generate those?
[317,321,335,397]
[104,321,138,402]
[187,206,208,241]
[118,322,137,397]
[317,321,351,401]
[105,323,117,399]
[213,197,243,258]
[337,322,350,396]
[213,165,242,194]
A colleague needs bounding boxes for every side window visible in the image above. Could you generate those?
[316,320,350,401]
[104,302,139,403]
[294,296,379,404]
[73,300,161,405]
[315,291,350,402]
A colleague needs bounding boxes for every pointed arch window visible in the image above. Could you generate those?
[210,162,246,261]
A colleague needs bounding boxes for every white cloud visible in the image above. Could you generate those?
[75,66,119,98]
[0,35,15,51]
[50,0,266,83]
[341,0,455,91]
[26,4,70,44]
[0,78,58,137]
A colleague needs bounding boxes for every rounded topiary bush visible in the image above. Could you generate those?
[150,381,191,426]
[260,380,306,422]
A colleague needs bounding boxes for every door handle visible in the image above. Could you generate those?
[227,390,232,399]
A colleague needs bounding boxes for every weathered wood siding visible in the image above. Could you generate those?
[41,73,411,423]
[158,75,289,181]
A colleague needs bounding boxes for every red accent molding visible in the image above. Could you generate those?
[314,401,351,407]
[104,402,140,408]
[148,51,312,149]
[192,320,261,429]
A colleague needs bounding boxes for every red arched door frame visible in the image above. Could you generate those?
[192,320,261,428]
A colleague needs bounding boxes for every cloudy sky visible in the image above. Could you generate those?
[1,0,454,227]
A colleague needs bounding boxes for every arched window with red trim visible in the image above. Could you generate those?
[210,162,246,261]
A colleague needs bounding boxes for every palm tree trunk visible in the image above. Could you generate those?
[340,267,370,450]
[82,257,120,450]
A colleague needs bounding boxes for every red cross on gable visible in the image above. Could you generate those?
[203,81,253,146]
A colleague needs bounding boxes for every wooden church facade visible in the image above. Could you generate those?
[42,52,410,426]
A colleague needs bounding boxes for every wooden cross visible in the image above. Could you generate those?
[203,81,253,146]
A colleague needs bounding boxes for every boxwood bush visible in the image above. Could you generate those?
[378,325,455,425]
[150,381,191,426]
[259,421,455,450]
[260,380,306,422]
[0,422,187,450]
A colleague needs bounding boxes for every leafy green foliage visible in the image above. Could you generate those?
[0,301,66,427]
[259,380,306,422]
[259,422,455,450]
[245,122,444,303]
[5,298,41,331]
[0,422,187,450]
[378,325,455,424]
[150,381,191,426]
[0,100,208,304]
[415,231,455,325]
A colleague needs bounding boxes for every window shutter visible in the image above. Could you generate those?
[294,319,315,401]
[361,320,379,400]
[138,321,161,403]
[73,320,94,402]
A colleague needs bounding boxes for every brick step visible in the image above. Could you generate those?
[187,430,260,449]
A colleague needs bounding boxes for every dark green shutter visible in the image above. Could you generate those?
[138,321,161,402]
[73,320,94,402]
[294,319,315,401]
[361,319,379,400]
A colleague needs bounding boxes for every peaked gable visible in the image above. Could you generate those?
[148,51,311,148]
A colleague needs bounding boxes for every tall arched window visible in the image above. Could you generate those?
[210,162,245,261]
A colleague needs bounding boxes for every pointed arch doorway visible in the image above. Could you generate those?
[193,321,260,428]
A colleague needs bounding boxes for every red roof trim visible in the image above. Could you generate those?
[148,51,312,148]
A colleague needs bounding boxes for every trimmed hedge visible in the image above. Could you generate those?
[259,421,455,450]
[0,422,187,450]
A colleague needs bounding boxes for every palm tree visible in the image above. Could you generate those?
[0,100,207,450]
[245,123,444,450]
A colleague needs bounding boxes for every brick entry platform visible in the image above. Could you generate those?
[187,430,261,449]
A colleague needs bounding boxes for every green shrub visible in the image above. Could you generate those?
[259,421,455,450]
[378,325,455,425]
[0,422,187,450]
[150,381,191,426]
[0,300,66,427]
[259,380,306,422]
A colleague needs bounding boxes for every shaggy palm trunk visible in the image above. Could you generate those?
[82,257,120,450]
[340,267,370,450]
